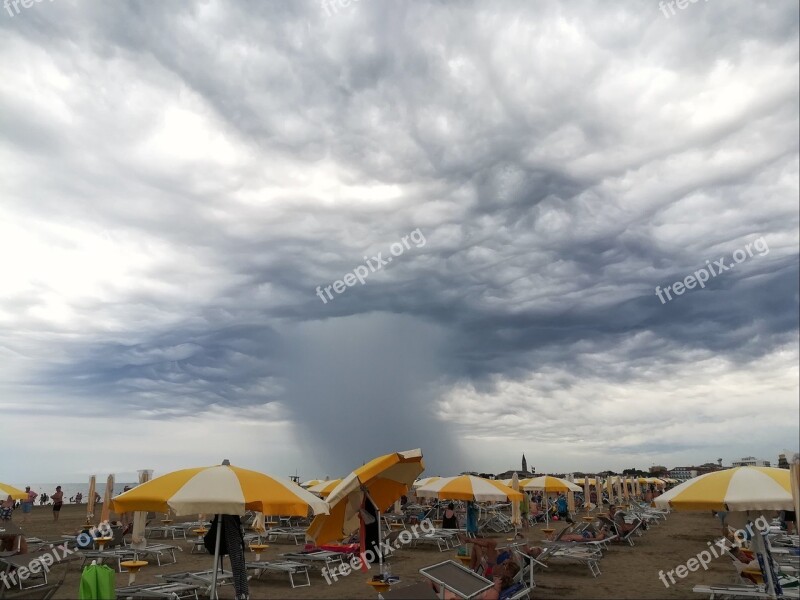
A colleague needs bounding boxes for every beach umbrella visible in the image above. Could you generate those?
[307,479,342,497]
[524,475,581,494]
[623,477,630,501]
[412,476,440,489]
[583,477,591,511]
[100,474,114,524]
[86,476,96,526]
[653,467,793,511]
[113,460,328,599]
[791,454,800,526]
[510,474,521,531]
[0,483,26,500]
[300,479,325,489]
[417,475,524,503]
[307,449,424,571]
[606,476,614,504]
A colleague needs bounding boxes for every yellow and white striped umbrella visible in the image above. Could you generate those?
[501,478,534,488]
[307,449,424,544]
[574,478,597,486]
[523,475,581,493]
[417,475,523,502]
[653,467,793,511]
[111,462,329,517]
[300,479,325,489]
[307,479,342,497]
[0,482,26,500]
[412,476,441,489]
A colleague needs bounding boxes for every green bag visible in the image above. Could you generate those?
[79,563,116,599]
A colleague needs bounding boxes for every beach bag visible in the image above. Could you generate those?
[204,517,228,556]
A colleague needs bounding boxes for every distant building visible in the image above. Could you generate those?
[777,454,790,469]
[669,467,697,480]
[522,454,528,473]
[695,462,725,475]
[649,465,668,475]
[732,457,770,467]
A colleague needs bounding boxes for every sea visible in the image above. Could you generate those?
[12,483,138,504]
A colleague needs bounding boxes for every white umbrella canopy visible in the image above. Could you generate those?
[412,476,441,489]
[653,467,793,511]
[523,476,581,493]
[417,476,523,502]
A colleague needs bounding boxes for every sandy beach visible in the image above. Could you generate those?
[6,503,755,599]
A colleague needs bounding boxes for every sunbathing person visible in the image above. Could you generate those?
[457,534,541,575]
[608,505,642,535]
[559,525,612,542]
[431,562,520,600]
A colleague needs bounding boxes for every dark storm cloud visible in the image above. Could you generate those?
[1,0,797,474]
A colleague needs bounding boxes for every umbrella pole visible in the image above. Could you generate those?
[210,514,222,600]
[365,491,383,573]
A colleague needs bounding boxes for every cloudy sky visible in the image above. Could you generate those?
[1,0,798,484]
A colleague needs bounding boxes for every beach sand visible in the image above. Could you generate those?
[9,504,748,599]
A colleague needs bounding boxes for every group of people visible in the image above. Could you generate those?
[1,486,67,523]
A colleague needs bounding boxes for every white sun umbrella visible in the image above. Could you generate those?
[653,467,793,511]
[131,470,152,550]
[791,454,800,527]
[413,476,441,489]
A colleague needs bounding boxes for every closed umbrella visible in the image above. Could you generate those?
[100,474,114,524]
[790,454,800,527]
[653,467,793,511]
[86,476,96,527]
[510,474,521,532]
[606,477,614,504]
[623,477,630,502]
[113,460,328,600]
[583,477,591,512]
[131,470,152,550]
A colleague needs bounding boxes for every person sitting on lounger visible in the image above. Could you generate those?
[442,503,459,529]
[559,525,612,542]
[608,506,642,535]
[457,534,541,575]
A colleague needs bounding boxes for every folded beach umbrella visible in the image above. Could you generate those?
[112,460,328,599]
[100,474,114,524]
[86,476,96,526]
[791,454,800,524]
[307,478,342,497]
[653,466,793,511]
[511,474,521,529]
[417,475,524,502]
[0,482,26,500]
[307,449,424,572]
[583,477,591,511]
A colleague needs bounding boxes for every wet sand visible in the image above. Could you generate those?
[7,504,753,599]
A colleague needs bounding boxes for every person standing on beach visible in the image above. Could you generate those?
[20,487,37,524]
[51,486,64,522]
[0,496,13,522]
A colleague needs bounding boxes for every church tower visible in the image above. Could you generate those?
[522,454,527,473]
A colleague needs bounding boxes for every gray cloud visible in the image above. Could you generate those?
[0,0,797,479]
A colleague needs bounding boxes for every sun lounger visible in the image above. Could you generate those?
[114,582,201,599]
[246,559,311,588]
[0,551,53,590]
[419,559,494,599]
[265,527,306,544]
[280,550,346,571]
[160,569,236,596]
[692,583,799,598]
[377,581,438,599]
[411,533,453,552]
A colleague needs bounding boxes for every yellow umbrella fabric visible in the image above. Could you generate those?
[0,483,26,500]
[307,449,424,544]
[523,475,581,493]
[112,463,329,517]
[653,467,793,511]
[307,479,342,498]
[100,474,114,523]
[86,476,96,525]
[416,475,523,502]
